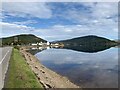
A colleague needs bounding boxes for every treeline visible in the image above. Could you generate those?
[57,35,118,47]
[55,35,118,52]
[1,34,47,46]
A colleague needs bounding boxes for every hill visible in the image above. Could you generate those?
[55,35,118,53]
[57,35,117,46]
[1,34,47,45]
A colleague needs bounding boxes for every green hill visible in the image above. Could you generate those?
[1,34,47,45]
[55,35,118,52]
[57,35,117,46]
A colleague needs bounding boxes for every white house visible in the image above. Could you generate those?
[47,42,50,46]
[38,42,43,45]
[31,43,37,46]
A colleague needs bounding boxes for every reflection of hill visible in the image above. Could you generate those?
[62,45,112,53]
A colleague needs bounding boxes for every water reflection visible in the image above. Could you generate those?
[54,42,117,53]
[28,43,116,55]
[28,46,118,88]
[56,45,112,53]
[27,46,49,55]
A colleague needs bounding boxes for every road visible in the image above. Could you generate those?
[0,47,12,89]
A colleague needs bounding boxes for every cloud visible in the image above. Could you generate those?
[32,23,117,41]
[2,0,119,2]
[91,3,118,19]
[12,20,37,25]
[0,8,4,19]
[48,2,117,32]
[60,2,117,23]
[1,22,116,41]
[2,2,52,19]
[1,2,118,41]
[0,22,34,37]
[50,2,118,40]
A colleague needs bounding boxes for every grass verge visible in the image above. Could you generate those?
[4,48,43,89]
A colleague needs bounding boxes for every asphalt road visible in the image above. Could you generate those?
[0,47,12,89]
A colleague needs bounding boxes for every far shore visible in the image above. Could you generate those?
[20,46,81,89]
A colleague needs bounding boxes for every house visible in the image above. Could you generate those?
[38,42,43,46]
[31,42,50,46]
[47,42,50,46]
[31,43,37,46]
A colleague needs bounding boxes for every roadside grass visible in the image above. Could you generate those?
[4,48,43,89]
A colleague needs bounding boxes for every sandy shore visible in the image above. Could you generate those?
[20,47,81,89]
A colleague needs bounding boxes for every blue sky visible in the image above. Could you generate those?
[1,2,118,41]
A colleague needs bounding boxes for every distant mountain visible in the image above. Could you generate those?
[55,35,118,53]
[57,35,117,45]
[1,34,47,45]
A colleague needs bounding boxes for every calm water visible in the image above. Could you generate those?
[33,47,118,88]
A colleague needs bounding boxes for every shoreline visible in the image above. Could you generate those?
[20,47,81,89]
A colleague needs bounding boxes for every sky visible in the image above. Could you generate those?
[1,2,118,41]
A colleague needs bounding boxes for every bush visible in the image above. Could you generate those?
[14,45,20,50]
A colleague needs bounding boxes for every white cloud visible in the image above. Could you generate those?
[1,21,117,41]
[91,3,118,19]
[61,3,117,22]
[32,23,117,41]
[2,0,119,2]
[12,20,37,25]
[0,22,34,37]
[2,2,52,19]
[1,2,118,41]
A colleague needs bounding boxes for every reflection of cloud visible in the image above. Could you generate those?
[114,55,118,60]
[77,62,84,64]
[93,65,100,68]
[65,56,73,60]
[35,47,118,87]
[53,60,67,65]
[36,48,118,68]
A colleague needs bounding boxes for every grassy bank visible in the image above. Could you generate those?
[4,48,43,88]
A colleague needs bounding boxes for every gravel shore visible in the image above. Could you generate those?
[20,47,81,89]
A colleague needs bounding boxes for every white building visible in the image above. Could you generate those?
[47,42,50,46]
[38,42,43,45]
[31,43,37,46]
